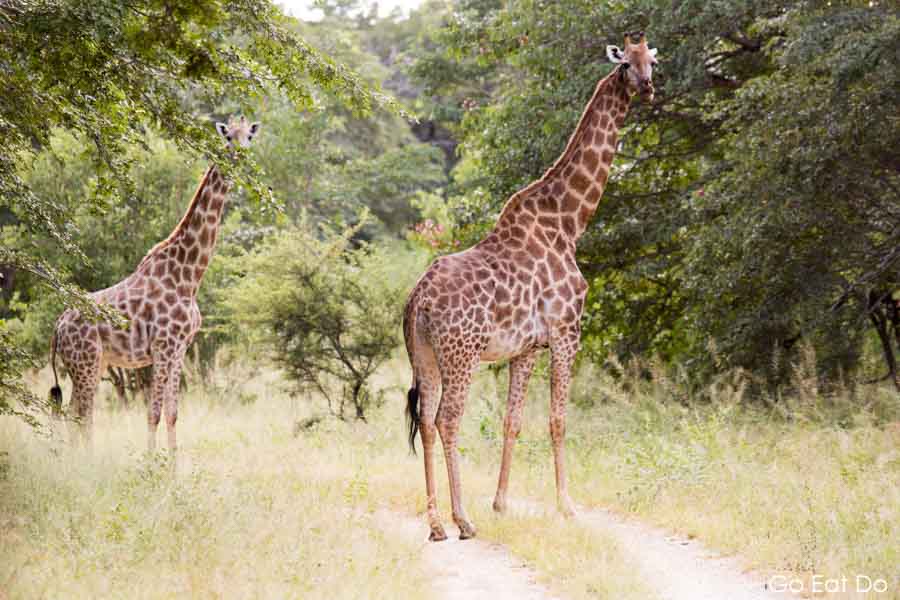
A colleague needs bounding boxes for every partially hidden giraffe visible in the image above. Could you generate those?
[403,33,658,541]
[49,116,261,452]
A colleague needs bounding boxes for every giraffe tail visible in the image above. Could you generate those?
[403,290,421,455]
[406,384,419,455]
[48,332,63,415]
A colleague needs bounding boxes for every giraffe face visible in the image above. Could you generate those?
[215,115,261,149]
[606,32,658,102]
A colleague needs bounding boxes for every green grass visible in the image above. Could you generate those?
[2,356,898,599]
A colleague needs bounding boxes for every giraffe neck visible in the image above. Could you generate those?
[494,66,631,244]
[137,164,230,294]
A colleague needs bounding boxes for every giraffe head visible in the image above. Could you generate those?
[606,31,658,102]
[214,115,261,149]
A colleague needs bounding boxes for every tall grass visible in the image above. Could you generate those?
[459,355,900,599]
[3,354,898,600]
[0,371,428,600]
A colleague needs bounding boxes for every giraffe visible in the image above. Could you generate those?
[49,116,261,452]
[403,33,658,541]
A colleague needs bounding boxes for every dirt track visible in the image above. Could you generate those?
[388,511,561,600]
[390,500,793,600]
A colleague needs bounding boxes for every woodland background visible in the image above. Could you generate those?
[1,0,898,415]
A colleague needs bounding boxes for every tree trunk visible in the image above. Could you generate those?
[352,381,367,422]
[888,296,900,392]
[888,296,900,355]
[869,303,900,392]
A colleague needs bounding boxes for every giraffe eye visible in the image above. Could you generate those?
[226,135,232,141]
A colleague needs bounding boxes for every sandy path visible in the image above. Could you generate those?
[385,511,561,600]
[502,498,793,600]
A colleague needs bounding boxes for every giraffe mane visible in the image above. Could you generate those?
[495,67,623,223]
[137,164,216,269]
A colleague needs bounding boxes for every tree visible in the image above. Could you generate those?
[223,216,408,420]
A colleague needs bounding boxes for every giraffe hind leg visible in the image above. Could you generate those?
[63,352,102,448]
[420,381,445,542]
[413,336,446,541]
[435,353,481,540]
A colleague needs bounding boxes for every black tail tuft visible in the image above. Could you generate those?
[406,382,419,455]
[49,332,62,416]
[49,385,63,416]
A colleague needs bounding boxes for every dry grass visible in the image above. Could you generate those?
[454,360,900,600]
[0,369,427,600]
[2,355,898,599]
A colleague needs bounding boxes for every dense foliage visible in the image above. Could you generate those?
[411,0,900,387]
[2,0,897,423]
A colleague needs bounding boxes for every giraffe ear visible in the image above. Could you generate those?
[249,122,261,135]
[606,45,625,64]
[215,122,228,138]
[649,48,659,59]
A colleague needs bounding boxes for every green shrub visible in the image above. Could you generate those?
[224,217,406,420]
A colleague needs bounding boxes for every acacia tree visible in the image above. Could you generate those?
[0,0,398,415]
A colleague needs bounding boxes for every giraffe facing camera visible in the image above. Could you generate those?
[605,31,659,102]
[215,115,261,149]
[48,117,260,455]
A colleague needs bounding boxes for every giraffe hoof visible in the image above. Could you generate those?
[558,499,577,518]
[492,498,507,514]
[457,521,477,540]
[429,525,448,542]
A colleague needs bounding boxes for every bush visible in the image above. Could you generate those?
[224,218,406,420]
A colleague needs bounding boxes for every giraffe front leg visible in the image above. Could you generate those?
[148,345,186,464]
[147,382,161,453]
[549,325,580,518]
[493,350,538,514]
[147,356,170,453]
